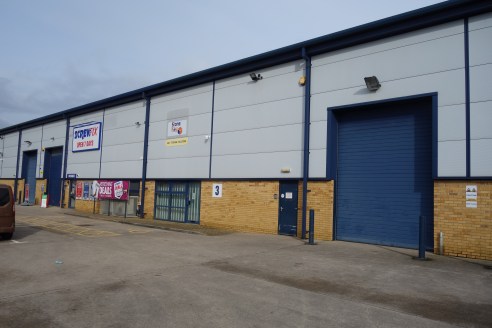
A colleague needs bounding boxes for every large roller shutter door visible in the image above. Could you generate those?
[335,98,433,249]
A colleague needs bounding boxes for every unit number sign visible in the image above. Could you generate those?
[212,183,223,198]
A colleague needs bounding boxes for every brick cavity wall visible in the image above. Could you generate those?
[434,181,492,260]
[143,180,155,220]
[34,179,47,205]
[200,181,279,234]
[297,180,334,241]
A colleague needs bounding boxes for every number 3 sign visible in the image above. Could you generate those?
[212,183,222,198]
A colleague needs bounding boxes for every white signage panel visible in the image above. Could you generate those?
[167,119,187,138]
[212,183,222,198]
[72,122,102,152]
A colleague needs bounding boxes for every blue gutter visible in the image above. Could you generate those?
[140,95,151,218]
[14,130,22,202]
[301,47,311,239]
[61,116,70,207]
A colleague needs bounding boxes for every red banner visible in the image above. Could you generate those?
[76,182,83,199]
[95,180,129,201]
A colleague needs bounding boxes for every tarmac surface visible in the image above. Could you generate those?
[0,206,491,328]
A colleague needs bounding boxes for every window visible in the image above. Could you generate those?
[154,181,200,223]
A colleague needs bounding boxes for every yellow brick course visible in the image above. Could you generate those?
[143,180,155,220]
[200,181,279,234]
[434,181,492,260]
[297,181,334,241]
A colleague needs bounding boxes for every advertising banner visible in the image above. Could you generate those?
[76,182,83,199]
[94,180,129,201]
[72,122,102,152]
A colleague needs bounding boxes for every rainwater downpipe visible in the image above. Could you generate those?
[140,94,151,218]
[14,129,22,203]
[301,47,312,239]
[61,115,70,207]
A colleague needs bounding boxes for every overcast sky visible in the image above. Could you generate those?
[0,0,444,128]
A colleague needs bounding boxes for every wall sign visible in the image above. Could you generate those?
[466,185,477,208]
[167,119,187,137]
[72,122,102,152]
[212,183,222,198]
[166,137,188,146]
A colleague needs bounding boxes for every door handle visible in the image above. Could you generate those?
[280,206,284,211]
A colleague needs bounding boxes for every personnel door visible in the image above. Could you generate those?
[278,181,298,236]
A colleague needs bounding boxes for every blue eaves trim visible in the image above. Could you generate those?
[0,0,491,135]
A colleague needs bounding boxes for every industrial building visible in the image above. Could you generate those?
[1,0,491,260]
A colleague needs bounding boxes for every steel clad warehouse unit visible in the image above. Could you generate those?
[0,0,491,260]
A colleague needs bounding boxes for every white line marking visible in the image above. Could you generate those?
[10,240,27,244]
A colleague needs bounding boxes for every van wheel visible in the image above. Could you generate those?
[1,233,13,240]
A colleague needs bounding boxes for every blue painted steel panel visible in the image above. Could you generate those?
[335,98,433,249]
[45,147,63,206]
[22,151,37,204]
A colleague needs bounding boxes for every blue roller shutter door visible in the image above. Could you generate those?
[335,98,433,249]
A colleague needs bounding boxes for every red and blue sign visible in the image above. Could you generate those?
[72,122,102,152]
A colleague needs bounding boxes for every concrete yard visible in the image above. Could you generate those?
[0,206,491,328]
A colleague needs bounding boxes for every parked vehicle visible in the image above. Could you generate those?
[0,185,15,240]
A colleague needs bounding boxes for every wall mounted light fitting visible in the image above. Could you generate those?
[24,140,32,146]
[364,76,381,91]
[250,72,263,81]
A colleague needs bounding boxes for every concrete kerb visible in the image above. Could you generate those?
[63,210,231,236]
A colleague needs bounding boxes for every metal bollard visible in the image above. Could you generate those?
[308,209,315,245]
[418,215,426,260]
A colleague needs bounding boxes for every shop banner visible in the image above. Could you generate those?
[76,182,83,199]
[72,122,102,152]
[94,180,129,200]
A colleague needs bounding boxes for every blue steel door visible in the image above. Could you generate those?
[278,181,298,236]
[22,151,37,204]
[335,98,433,249]
[44,147,63,206]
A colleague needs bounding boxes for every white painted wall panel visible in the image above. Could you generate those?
[213,97,303,133]
[471,139,492,176]
[215,70,304,111]
[42,121,66,142]
[100,160,143,179]
[314,21,463,67]
[147,84,213,179]
[147,157,209,179]
[471,101,492,140]
[211,151,302,179]
[213,124,302,156]
[312,35,464,95]
[470,64,492,103]
[469,26,492,66]
[310,121,327,151]
[469,12,492,31]
[438,105,466,142]
[213,60,305,178]
[216,61,304,89]
[438,141,466,176]
[152,84,212,104]
[66,163,101,179]
[0,132,19,179]
[309,149,327,178]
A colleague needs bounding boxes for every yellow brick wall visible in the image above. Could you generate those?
[434,181,492,260]
[72,180,100,214]
[200,181,279,234]
[297,180,334,241]
[34,179,47,205]
[0,179,16,189]
[143,180,155,220]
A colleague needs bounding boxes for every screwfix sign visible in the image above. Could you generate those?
[72,122,102,152]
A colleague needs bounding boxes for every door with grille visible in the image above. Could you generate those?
[154,181,200,223]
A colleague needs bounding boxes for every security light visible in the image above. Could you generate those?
[24,140,32,146]
[364,76,381,91]
[250,73,263,81]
